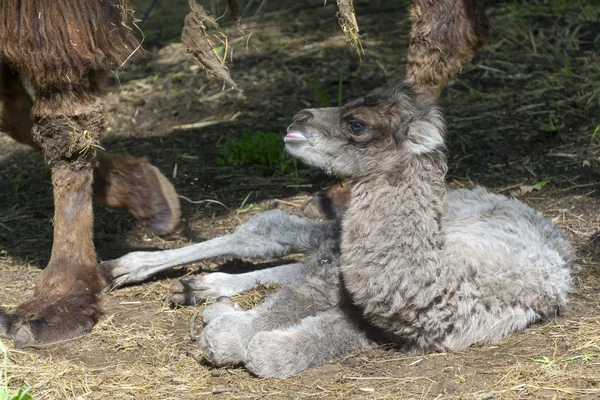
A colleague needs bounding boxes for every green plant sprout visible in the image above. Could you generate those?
[538,111,562,133]
[0,340,34,400]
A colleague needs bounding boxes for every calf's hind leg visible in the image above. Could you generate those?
[198,248,344,370]
[245,310,374,378]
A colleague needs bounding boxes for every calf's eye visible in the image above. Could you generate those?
[348,120,365,135]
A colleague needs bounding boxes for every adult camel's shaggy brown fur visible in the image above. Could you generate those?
[406,0,489,99]
[0,0,180,347]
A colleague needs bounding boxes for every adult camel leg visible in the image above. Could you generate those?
[0,0,167,348]
[93,151,180,235]
[0,63,180,235]
[0,84,106,348]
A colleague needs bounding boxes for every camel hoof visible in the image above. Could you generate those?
[171,274,240,305]
[148,166,181,235]
[5,292,101,348]
[13,325,35,349]
[202,297,242,324]
[94,154,181,235]
[171,278,199,305]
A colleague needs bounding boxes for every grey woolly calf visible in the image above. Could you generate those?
[101,81,576,378]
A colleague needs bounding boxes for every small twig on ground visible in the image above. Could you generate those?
[253,0,269,18]
[168,111,240,132]
[189,309,201,341]
[213,387,238,394]
[179,196,230,211]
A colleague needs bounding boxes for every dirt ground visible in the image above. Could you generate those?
[1,0,599,398]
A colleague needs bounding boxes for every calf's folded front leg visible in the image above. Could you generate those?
[245,309,375,378]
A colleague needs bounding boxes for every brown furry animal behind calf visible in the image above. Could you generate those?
[0,0,180,347]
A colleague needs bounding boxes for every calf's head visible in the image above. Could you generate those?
[285,81,446,181]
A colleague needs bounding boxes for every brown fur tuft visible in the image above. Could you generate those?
[32,92,105,168]
[406,0,490,99]
[0,0,144,91]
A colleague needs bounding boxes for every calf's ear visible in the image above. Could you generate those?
[406,117,445,154]
[391,103,446,154]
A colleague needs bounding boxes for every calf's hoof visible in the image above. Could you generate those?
[171,274,240,305]
[202,296,242,324]
[98,259,119,291]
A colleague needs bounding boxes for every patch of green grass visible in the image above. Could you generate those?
[218,129,297,173]
[534,355,555,368]
[534,180,550,189]
[591,125,600,143]
[565,353,593,363]
[0,341,34,400]
[538,111,562,133]
[467,87,478,102]
[506,0,599,24]
[311,73,345,108]
[10,175,21,197]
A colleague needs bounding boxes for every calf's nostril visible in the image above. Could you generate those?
[292,110,314,124]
